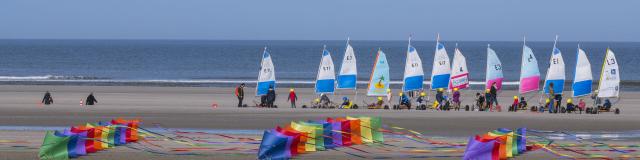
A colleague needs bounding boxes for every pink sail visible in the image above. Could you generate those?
[485,45,503,90]
[519,76,539,93]
[518,44,540,94]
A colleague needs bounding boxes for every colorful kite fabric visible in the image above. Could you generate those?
[463,128,528,160]
[38,119,140,160]
[257,116,384,160]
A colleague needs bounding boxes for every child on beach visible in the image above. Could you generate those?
[510,96,518,112]
[287,88,297,108]
[320,93,331,108]
[566,98,575,113]
[518,97,527,110]
[452,88,461,111]
[416,92,426,110]
[340,97,350,109]
[475,92,484,111]
[578,99,586,114]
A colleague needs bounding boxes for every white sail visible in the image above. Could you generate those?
[256,48,275,96]
[431,35,451,90]
[544,37,566,94]
[337,39,357,89]
[597,49,620,97]
[519,43,540,94]
[367,50,390,96]
[315,48,336,94]
[572,47,593,97]
[403,39,424,92]
[449,48,469,90]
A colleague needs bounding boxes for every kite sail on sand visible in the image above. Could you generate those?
[337,38,357,89]
[402,37,424,92]
[572,46,593,97]
[519,40,540,94]
[315,47,336,94]
[485,45,504,90]
[256,47,275,96]
[367,50,390,96]
[449,46,469,90]
[597,48,620,98]
[543,36,566,95]
[430,35,451,90]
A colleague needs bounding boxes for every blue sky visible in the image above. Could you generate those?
[1,0,638,41]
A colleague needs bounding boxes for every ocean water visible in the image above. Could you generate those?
[0,39,638,89]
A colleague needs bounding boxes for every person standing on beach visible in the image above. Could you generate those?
[452,88,461,111]
[42,91,53,105]
[266,86,276,108]
[235,83,245,107]
[484,89,491,111]
[435,88,444,110]
[547,83,556,113]
[490,82,499,111]
[287,88,297,108]
[85,93,98,105]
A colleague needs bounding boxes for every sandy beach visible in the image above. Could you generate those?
[0,85,638,159]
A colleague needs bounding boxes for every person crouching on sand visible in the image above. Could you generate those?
[85,92,98,105]
[235,83,245,107]
[566,98,575,113]
[266,86,276,108]
[287,88,297,108]
[42,91,53,105]
[510,96,518,112]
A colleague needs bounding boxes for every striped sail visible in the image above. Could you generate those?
[485,45,504,90]
[544,47,566,94]
[597,49,620,98]
[572,47,593,97]
[256,48,275,96]
[337,40,357,89]
[402,43,424,92]
[367,50,390,96]
[315,49,336,94]
[449,48,469,90]
[431,41,451,90]
[519,44,540,94]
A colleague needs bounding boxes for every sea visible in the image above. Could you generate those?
[0,39,638,90]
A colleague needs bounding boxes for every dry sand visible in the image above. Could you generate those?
[0,85,638,159]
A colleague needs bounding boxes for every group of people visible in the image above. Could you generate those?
[40,91,98,106]
[234,82,617,114]
[235,83,278,108]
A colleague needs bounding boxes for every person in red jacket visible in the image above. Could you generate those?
[287,88,298,108]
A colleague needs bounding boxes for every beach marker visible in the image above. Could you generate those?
[211,101,218,109]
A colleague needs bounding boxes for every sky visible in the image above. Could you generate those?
[0,0,639,41]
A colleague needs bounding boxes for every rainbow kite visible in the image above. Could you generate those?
[38,118,140,160]
[463,128,527,160]
[257,116,383,160]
